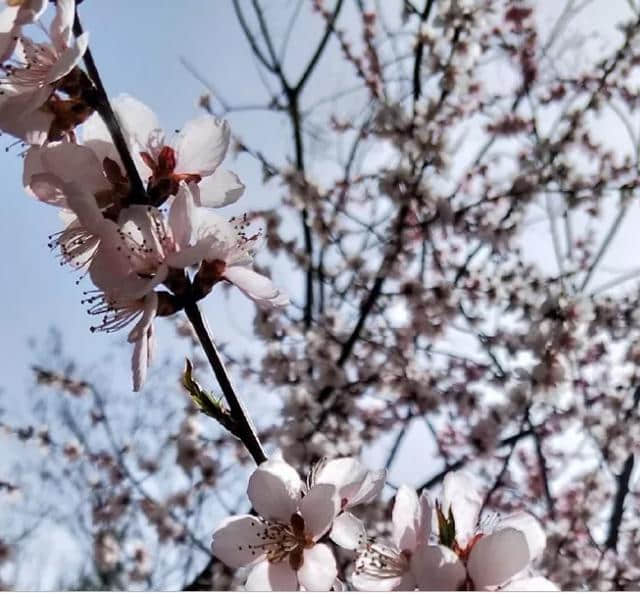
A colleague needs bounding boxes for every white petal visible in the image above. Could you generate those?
[65,186,104,235]
[50,0,74,52]
[224,266,288,309]
[168,182,195,249]
[27,178,64,205]
[246,559,297,591]
[442,470,482,543]
[352,547,405,592]
[329,512,366,551]
[299,483,339,540]
[501,575,559,591]
[0,7,19,62]
[195,168,245,207]
[130,325,150,392]
[467,528,531,589]
[14,0,46,25]
[411,544,466,590]
[112,94,161,150]
[211,515,268,569]
[46,32,88,84]
[174,115,230,176]
[82,111,121,168]
[40,142,110,196]
[127,292,158,343]
[314,457,365,500]
[348,469,386,507]
[496,513,546,562]
[297,543,337,592]
[392,484,429,552]
[0,93,53,145]
[247,459,302,522]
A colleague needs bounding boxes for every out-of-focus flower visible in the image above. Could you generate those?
[0,0,47,61]
[0,0,90,144]
[211,458,340,591]
[94,531,121,573]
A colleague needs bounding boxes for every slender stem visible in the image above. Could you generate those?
[72,9,266,466]
[184,301,267,465]
[73,12,147,204]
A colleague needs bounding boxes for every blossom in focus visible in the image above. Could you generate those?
[211,458,340,591]
[84,290,158,392]
[352,484,431,591]
[173,183,288,309]
[82,94,244,206]
[416,471,557,591]
[310,457,385,551]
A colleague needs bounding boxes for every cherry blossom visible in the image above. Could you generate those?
[84,290,158,391]
[211,458,340,591]
[169,182,288,308]
[310,457,385,551]
[352,484,431,591]
[414,471,556,591]
[82,94,244,207]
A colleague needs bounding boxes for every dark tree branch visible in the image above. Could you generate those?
[72,12,147,204]
[412,0,435,102]
[605,454,635,552]
[184,301,267,466]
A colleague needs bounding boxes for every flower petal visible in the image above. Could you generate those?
[299,483,339,540]
[348,469,386,507]
[496,512,546,562]
[352,545,406,592]
[46,32,88,84]
[392,484,430,553]
[174,115,230,176]
[297,543,337,592]
[211,515,268,569]
[329,511,366,551]
[246,459,302,522]
[442,470,482,544]
[467,528,531,589]
[50,0,74,52]
[168,182,196,249]
[314,457,365,499]
[224,266,288,309]
[195,168,245,207]
[39,142,110,196]
[411,544,466,590]
[112,94,161,150]
[0,7,19,62]
[246,559,297,591]
[130,323,151,392]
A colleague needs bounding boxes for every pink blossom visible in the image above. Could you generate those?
[211,458,340,591]
[82,94,244,206]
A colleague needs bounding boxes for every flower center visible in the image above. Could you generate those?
[241,514,314,569]
[140,146,201,204]
[354,543,409,580]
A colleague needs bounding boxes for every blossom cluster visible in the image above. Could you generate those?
[1,0,286,391]
[211,457,555,591]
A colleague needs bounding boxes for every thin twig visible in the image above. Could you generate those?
[72,12,147,204]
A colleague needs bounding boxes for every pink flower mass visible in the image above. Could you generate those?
[1,0,639,592]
